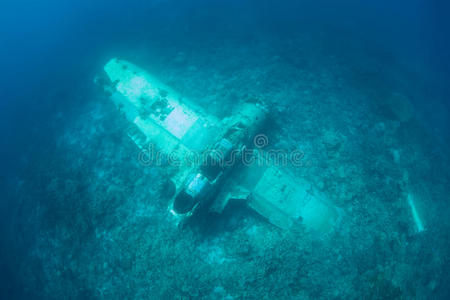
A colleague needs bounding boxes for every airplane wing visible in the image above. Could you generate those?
[103,58,222,189]
[216,154,340,233]
[248,165,339,232]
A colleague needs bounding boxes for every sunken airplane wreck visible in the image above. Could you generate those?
[96,58,340,233]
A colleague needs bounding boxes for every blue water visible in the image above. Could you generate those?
[1,1,449,299]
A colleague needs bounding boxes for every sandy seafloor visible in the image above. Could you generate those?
[2,4,450,299]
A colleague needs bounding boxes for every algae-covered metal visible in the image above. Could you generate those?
[100,58,339,233]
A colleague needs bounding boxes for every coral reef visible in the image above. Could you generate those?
[12,33,450,299]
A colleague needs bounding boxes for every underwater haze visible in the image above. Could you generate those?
[1,0,450,299]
